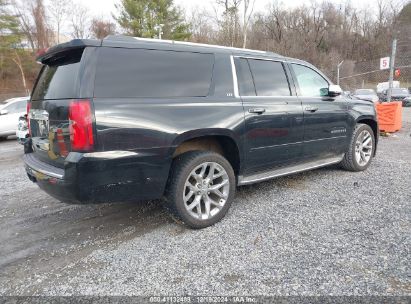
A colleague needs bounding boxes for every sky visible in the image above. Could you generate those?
[79,0,402,20]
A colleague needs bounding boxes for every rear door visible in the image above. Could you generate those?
[29,47,97,168]
[289,63,349,159]
[234,57,304,173]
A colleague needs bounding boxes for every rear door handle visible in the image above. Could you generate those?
[248,108,266,114]
[305,106,319,112]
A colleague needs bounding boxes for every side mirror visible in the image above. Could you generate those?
[328,85,342,97]
[0,109,8,115]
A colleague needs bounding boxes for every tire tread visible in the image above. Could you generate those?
[340,123,374,171]
[164,151,205,223]
[164,151,235,228]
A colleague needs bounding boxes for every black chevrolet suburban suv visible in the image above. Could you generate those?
[24,35,379,228]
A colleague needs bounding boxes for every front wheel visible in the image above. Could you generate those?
[340,123,375,171]
[164,151,236,229]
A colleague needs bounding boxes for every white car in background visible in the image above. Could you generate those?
[0,96,30,141]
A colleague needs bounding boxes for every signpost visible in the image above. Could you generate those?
[380,57,390,70]
[387,39,397,102]
[337,60,344,85]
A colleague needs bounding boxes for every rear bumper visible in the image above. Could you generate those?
[24,150,171,204]
[24,153,82,203]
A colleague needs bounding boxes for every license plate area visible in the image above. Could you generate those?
[29,109,50,138]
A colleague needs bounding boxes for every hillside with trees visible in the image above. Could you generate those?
[0,0,410,101]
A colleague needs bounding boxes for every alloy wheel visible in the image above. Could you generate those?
[183,162,230,220]
[355,130,373,166]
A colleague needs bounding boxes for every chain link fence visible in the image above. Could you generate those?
[338,55,411,97]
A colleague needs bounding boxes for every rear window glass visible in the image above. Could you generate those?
[31,49,84,101]
[94,48,214,98]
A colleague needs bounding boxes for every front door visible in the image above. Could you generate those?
[289,63,349,159]
[234,57,304,174]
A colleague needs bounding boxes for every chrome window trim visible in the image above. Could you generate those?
[236,55,284,62]
[133,37,268,54]
[230,55,294,99]
[239,96,296,100]
[230,55,240,98]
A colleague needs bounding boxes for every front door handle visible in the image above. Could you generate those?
[248,108,266,114]
[305,106,319,112]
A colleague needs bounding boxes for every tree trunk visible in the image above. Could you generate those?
[242,30,247,48]
[12,50,29,95]
[242,0,255,49]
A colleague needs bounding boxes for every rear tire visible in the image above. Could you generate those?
[340,123,375,172]
[164,151,236,229]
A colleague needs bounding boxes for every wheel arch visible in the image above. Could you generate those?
[356,117,379,156]
[170,129,243,175]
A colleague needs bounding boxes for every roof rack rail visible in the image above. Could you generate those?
[104,35,277,56]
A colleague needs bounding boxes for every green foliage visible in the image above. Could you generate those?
[0,0,22,49]
[114,0,191,40]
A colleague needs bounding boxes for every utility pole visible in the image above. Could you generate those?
[337,60,344,85]
[387,39,397,102]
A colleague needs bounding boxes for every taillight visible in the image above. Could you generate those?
[26,101,31,136]
[68,99,94,151]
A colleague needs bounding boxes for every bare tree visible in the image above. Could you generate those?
[48,0,70,44]
[216,0,242,47]
[90,18,116,39]
[188,7,216,43]
[70,3,90,39]
[242,0,255,48]
[32,0,50,48]
[13,0,51,50]
[11,49,29,95]
[13,1,35,50]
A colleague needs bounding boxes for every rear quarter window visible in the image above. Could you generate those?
[94,48,215,98]
[234,58,256,96]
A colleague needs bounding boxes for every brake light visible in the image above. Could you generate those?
[27,101,31,136]
[69,99,94,151]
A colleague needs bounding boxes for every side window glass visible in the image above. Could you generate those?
[95,48,214,98]
[235,58,256,96]
[292,64,329,97]
[248,59,291,96]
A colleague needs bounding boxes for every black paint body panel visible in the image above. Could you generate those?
[24,36,379,204]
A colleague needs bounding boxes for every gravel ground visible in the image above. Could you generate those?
[0,109,410,296]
